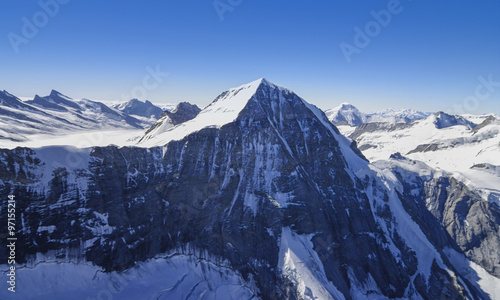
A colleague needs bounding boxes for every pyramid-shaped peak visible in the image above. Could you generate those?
[139,78,299,146]
[33,94,44,101]
[246,77,271,86]
[49,90,73,101]
[1,90,17,98]
[50,89,64,97]
[43,90,80,109]
[259,77,276,87]
[227,78,288,94]
[257,78,289,91]
[0,90,31,109]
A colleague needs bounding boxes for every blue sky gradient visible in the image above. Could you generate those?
[1,0,499,114]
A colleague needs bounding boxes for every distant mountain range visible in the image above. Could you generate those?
[336,107,500,210]
[325,102,431,126]
[0,90,200,145]
[0,89,143,142]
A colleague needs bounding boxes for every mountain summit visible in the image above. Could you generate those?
[0,79,498,299]
[325,102,365,126]
[139,78,365,168]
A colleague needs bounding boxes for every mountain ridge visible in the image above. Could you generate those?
[326,102,431,126]
[0,79,498,299]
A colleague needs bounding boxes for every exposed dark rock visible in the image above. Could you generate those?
[0,81,489,299]
[164,102,201,125]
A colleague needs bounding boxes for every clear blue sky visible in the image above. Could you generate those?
[1,0,499,114]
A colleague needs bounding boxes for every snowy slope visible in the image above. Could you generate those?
[278,227,345,300]
[367,156,500,299]
[340,112,500,203]
[0,90,146,145]
[0,129,143,150]
[0,252,259,300]
[139,78,269,146]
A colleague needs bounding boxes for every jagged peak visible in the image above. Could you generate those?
[338,102,356,108]
[0,90,17,98]
[33,94,44,101]
[433,111,447,117]
[49,89,72,100]
[0,90,30,109]
[127,98,149,104]
[50,89,61,96]
[425,111,476,129]
[431,111,460,121]
[171,101,200,113]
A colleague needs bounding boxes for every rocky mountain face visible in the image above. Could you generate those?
[164,101,202,125]
[0,79,498,299]
[378,155,500,278]
[141,102,201,141]
[430,112,476,129]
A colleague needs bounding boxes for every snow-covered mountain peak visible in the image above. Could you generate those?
[191,77,292,120]
[211,78,289,105]
[138,78,368,173]
[49,89,71,99]
[1,90,16,98]
[338,102,356,108]
[258,77,289,91]
[126,98,153,105]
[328,104,431,127]
[325,102,365,126]
[0,89,27,109]
[139,79,271,145]
[427,111,476,129]
[115,98,155,110]
[259,77,271,86]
